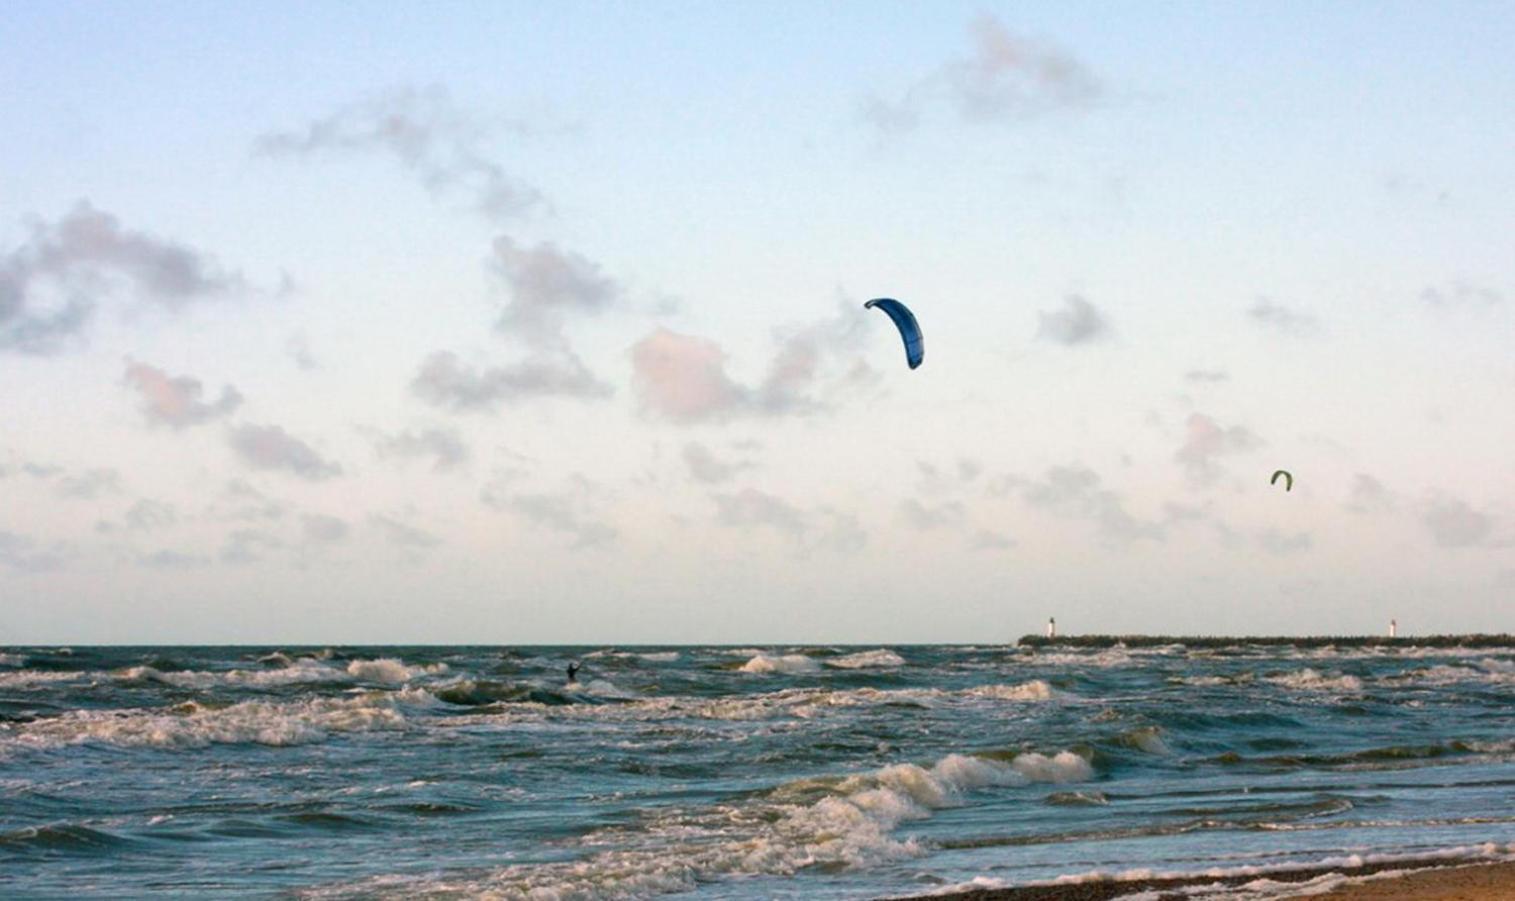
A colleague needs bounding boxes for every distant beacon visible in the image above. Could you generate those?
[1047,617,1057,639]
[1389,618,1398,639]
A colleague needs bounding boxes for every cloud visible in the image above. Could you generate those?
[501,492,617,548]
[410,350,611,411]
[630,329,748,424]
[0,530,71,573]
[1257,529,1312,555]
[255,86,540,221]
[139,549,210,569]
[1345,474,1395,514]
[866,16,1101,132]
[712,489,808,537]
[815,508,868,553]
[227,424,341,480]
[1185,369,1229,383]
[1421,281,1503,310]
[124,499,176,531]
[1,202,246,353]
[369,427,469,472]
[122,360,243,428]
[1422,499,1492,548]
[221,528,283,564]
[287,334,318,371]
[491,237,619,346]
[1247,298,1319,336]
[209,479,286,523]
[1175,413,1263,484]
[631,306,873,424]
[1036,294,1109,346]
[368,513,442,551]
[682,442,752,484]
[1021,464,1162,542]
[899,498,966,530]
[301,514,350,545]
[55,468,123,499]
[970,530,1016,551]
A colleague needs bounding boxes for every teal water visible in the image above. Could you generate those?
[2,643,1512,898]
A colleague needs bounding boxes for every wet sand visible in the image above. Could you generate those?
[895,858,1515,900]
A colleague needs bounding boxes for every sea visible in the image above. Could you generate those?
[2,642,1513,898]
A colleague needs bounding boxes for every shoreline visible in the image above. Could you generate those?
[891,857,1515,900]
[1016,633,1515,649]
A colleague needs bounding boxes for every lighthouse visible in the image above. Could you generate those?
[1389,618,1398,639]
[1047,617,1057,639]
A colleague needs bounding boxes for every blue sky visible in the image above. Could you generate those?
[3,3,1512,643]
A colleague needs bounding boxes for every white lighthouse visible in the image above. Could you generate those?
[1389,618,1398,639]
[1047,617,1057,639]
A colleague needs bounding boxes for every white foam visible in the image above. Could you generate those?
[827,649,906,669]
[304,747,1091,899]
[118,659,346,689]
[3,691,422,751]
[965,680,1057,701]
[0,669,88,688]
[345,658,447,683]
[739,653,820,675]
[0,652,25,667]
[1264,668,1365,692]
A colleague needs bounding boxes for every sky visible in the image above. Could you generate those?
[2,2,1513,644]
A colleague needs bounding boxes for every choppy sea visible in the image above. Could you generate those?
[2,643,1513,898]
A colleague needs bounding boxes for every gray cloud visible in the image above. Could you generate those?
[210,479,287,523]
[1421,281,1503,310]
[970,530,1016,551]
[492,237,619,347]
[369,513,442,551]
[221,528,283,564]
[55,468,123,500]
[1036,294,1109,346]
[139,549,210,569]
[287,334,318,371]
[1247,298,1319,336]
[1185,369,1229,383]
[0,530,71,573]
[2,203,246,353]
[866,16,1101,132]
[123,360,242,429]
[1021,464,1162,542]
[370,426,469,472]
[302,514,350,545]
[1345,474,1395,514]
[712,489,808,537]
[1175,413,1264,484]
[411,350,612,412]
[1422,499,1493,548]
[502,493,617,549]
[124,499,176,531]
[631,305,873,425]
[682,442,753,484]
[227,424,341,480]
[899,498,967,530]
[1257,529,1312,555]
[815,508,868,553]
[256,86,540,221]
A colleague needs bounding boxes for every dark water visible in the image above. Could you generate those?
[1,643,1512,898]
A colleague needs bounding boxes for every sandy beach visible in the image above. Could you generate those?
[896,858,1515,900]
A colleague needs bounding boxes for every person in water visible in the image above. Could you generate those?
[566,661,581,684]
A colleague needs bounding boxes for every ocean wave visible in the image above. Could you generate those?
[739,653,821,675]
[1264,668,1365,693]
[1,691,427,752]
[303,748,1092,899]
[0,652,25,668]
[345,658,447,683]
[827,649,906,669]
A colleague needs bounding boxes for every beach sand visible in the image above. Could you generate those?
[895,859,1515,900]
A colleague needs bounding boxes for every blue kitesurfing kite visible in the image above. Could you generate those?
[864,298,923,369]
